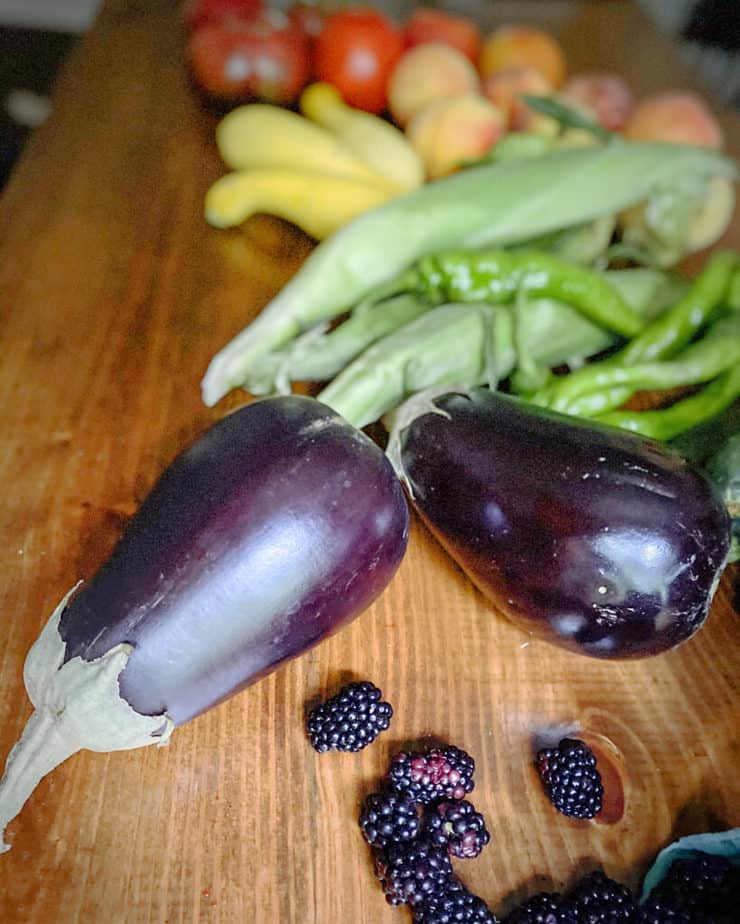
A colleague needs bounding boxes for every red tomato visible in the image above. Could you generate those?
[404,7,482,63]
[188,9,310,106]
[313,7,404,114]
[184,0,264,31]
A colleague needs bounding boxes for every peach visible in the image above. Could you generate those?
[406,93,505,180]
[560,72,634,132]
[404,7,482,64]
[387,42,480,128]
[623,90,723,149]
[479,25,567,89]
[481,65,553,130]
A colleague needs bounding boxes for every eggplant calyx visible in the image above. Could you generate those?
[0,586,173,854]
[385,386,466,490]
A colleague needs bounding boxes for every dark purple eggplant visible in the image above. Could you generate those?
[392,388,730,660]
[0,396,408,851]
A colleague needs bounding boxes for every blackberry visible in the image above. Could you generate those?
[637,897,691,923]
[374,837,453,906]
[414,876,499,923]
[306,681,392,752]
[503,891,579,923]
[568,870,637,922]
[388,745,475,804]
[646,852,739,919]
[536,738,603,820]
[425,799,490,859]
[359,788,420,848]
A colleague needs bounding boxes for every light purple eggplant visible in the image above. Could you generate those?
[0,395,408,851]
[391,388,730,660]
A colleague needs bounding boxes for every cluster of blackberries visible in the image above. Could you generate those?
[640,852,739,923]
[306,683,494,917]
[500,857,740,923]
[360,742,497,922]
[502,870,635,923]
[306,683,739,922]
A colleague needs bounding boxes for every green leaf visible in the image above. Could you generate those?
[520,94,612,141]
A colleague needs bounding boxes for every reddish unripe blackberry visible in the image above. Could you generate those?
[568,870,637,922]
[413,876,499,923]
[425,799,490,859]
[503,891,578,923]
[359,788,420,848]
[306,681,392,753]
[536,738,603,819]
[374,837,453,906]
[388,745,475,804]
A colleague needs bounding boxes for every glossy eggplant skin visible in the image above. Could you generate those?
[399,389,730,659]
[59,396,409,725]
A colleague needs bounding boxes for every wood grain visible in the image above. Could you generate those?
[0,2,738,921]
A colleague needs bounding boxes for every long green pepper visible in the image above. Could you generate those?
[538,250,740,415]
[412,249,645,338]
[557,314,740,393]
[596,363,740,441]
[621,249,740,363]
[547,314,740,418]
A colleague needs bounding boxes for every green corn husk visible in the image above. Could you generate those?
[317,303,512,429]
[201,141,735,405]
[478,130,555,164]
[512,213,617,266]
[618,172,736,268]
[316,268,688,429]
[246,294,431,395]
[254,267,684,402]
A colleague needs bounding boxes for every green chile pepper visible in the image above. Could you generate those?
[413,249,644,338]
[596,364,740,441]
[540,251,740,415]
[621,249,740,363]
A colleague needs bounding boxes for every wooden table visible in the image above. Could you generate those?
[0,2,738,921]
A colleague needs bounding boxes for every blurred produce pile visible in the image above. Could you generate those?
[184,0,733,242]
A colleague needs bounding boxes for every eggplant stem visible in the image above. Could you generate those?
[385,386,460,489]
[0,709,79,853]
[0,586,173,853]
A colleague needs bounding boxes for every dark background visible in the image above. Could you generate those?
[0,26,77,186]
